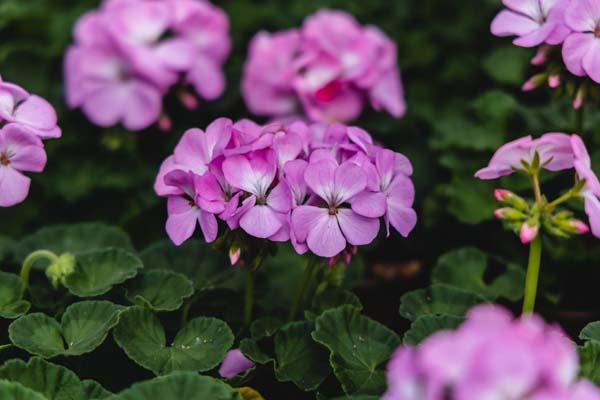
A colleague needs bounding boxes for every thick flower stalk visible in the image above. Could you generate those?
[0,76,61,207]
[64,0,231,131]
[476,132,599,312]
[242,9,406,123]
[154,118,417,261]
[491,0,600,110]
[383,305,600,400]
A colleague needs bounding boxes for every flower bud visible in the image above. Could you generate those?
[548,74,560,89]
[158,113,172,132]
[495,207,527,221]
[45,253,76,288]
[229,246,241,265]
[493,189,529,211]
[521,74,546,92]
[573,86,585,110]
[531,45,550,66]
[179,91,199,110]
[520,222,539,244]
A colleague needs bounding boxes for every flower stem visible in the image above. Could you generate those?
[20,250,59,290]
[575,105,585,133]
[546,189,576,212]
[522,235,542,314]
[244,269,255,327]
[529,171,543,206]
[288,257,319,321]
[0,344,12,352]
[180,299,192,327]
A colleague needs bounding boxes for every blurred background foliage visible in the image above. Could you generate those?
[1,0,600,338]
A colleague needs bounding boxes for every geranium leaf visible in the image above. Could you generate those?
[0,357,86,400]
[105,372,238,400]
[0,235,15,263]
[140,240,240,291]
[9,301,123,357]
[403,315,464,345]
[250,317,283,340]
[399,284,485,321]
[312,305,401,395]
[113,307,233,375]
[0,271,30,318]
[308,287,362,319]
[273,321,330,391]
[579,341,600,385]
[432,247,524,301]
[64,248,143,297]
[82,380,112,399]
[580,321,600,342]
[0,381,47,400]
[16,223,133,262]
[125,270,194,311]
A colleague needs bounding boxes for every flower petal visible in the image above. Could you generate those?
[198,211,218,243]
[306,211,347,257]
[337,209,379,246]
[304,158,338,202]
[166,197,199,246]
[562,33,594,77]
[335,161,367,203]
[351,191,387,218]
[491,10,540,37]
[582,37,600,83]
[0,166,31,207]
[188,57,225,100]
[239,205,282,238]
[267,181,292,213]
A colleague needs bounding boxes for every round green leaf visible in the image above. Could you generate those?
[432,247,525,301]
[9,301,123,357]
[125,270,194,311]
[312,305,401,395]
[64,248,143,297]
[0,381,47,400]
[579,341,600,385]
[0,357,86,400]
[105,372,238,400]
[309,288,362,319]
[274,321,330,391]
[0,235,15,263]
[16,223,134,261]
[399,284,485,322]
[403,315,464,345]
[250,317,283,340]
[0,271,31,318]
[113,307,233,375]
[140,240,238,291]
[581,321,600,342]
[82,380,112,399]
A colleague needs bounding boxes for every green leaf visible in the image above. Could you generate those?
[105,372,238,400]
[430,114,505,151]
[274,321,330,391]
[403,315,464,345]
[443,178,497,225]
[471,90,517,125]
[140,240,239,291]
[0,357,86,400]
[113,307,233,375]
[9,301,123,357]
[579,341,600,385]
[309,288,362,319]
[239,338,274,365]
[125,270,194,311]
[0,235,15,262]
[432,247,525,301]
[0,381,47,400]
[0,271,30,318]
[82,380,112,399]
[16,223,133,261]
[312,305,401,395]
[64,248,143,297]
[399,284,485,322]
[250,317,284,340]
[483,45,530,85]
[580,321,600,342]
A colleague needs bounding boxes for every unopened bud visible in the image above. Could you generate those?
[520,222,539,244]
[229,246,241,265]
[573,86,585,110]
[572,220,590,234]
[554,216,590,235]
[548,74,560,89]
[328,256,338,268]
[531,45,550,66]
[495,207,527,221]
[158,113,172,132]
[343,251,352,265]
[179,91,199,110]
[493,189,529,211]
[45,253,76,288]
[522,74,546,92]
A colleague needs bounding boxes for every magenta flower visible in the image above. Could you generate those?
[562,0,600,83]
[223,149,292,239]
[475,133,574,180]
[218,349,255,378]
[384,305,596,400]
[0,125,47,207]
[0,81,61,139]
[491,0,570,47]
[164,169,218,245]
[242,9,406,123]
[571,135,600,238]
[291,158,379,257]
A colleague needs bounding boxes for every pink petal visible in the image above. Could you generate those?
[226,195,255,229]
[337,209,380,246]
[121,82,163,130]
[491,10,540,37]
[562,33,594,77]
[188,57,225,100]
[8,142,47,173]
[222,155,258,194]
[291,205,327,243]
[166,197,200,245]
[585,193,600,238]
[267,182,292,213]
[198,211,218,243]
[154,156,185,197]
[13,95,58,131]
[0,166,31,207]
[205,117,233,158]
[174,128,211,175]
[239,205,282,238]
[304,158,338,202]
[369,68,406,117]
[155,38,196,71]
[387,202,417,238]
[583,38,600,83]
[306,211,347,258]
[284,159,309,206]
[565,0,600,32]
[351,191,387,218]
[513,22,556,47]
[334,161,367,203]
[503,0,545,20]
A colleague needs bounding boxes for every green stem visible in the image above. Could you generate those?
[529,171,543,206]
[20,250,59,290]
[0,344,12,351]
[180,299,192,327]
[288,257,319,321]
[546,190,576,212]
[575,105,585,134]
[522,235,542,314]
[244,269,255,327]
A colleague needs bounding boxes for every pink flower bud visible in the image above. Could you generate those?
[522,78,538,92]
[494,189,512,202]
[520,223,539,244]
[572,220,590,234]
[494,208,505,219]
[548,74,560,89]
[179,91,199,110]
[158,113,172,132]
[343,251,352,265]
[573,88,585,110]
[229,247,241,265]
[328,256,338,268]
[531,46,549,66]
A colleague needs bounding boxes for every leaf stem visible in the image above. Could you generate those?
[244,269,255,327]
[522,235,542,314]
[20,250,59,290]
[288,257,319,321]
[180,299,192,327]
[0,344,12,351]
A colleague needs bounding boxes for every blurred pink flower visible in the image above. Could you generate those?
[571,134,600,238]
[562,0,600,83]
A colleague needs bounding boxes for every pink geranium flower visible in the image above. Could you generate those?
[491,0,570,47]
[571,135,600,238]
[0,125,47,207]
[291,158,380,257]
[475,133,574,180]
[562,0,600,83]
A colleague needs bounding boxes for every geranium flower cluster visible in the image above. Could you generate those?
[154,117,417,259]
[384,305,600,400]
[242,9,406,123]
[491,0,600,106]
[65,0,230,131]
[476,132,600,243]
[0,76,61,207]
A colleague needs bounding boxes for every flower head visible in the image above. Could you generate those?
[562,0,600,83]
[571,134,600,238]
